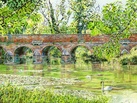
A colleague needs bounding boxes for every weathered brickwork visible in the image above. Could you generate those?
[0,34,110,43]
[1,34,137,43]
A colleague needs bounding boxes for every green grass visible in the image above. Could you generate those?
[0,84,109,103]
[0,65,14,74]
[0,65,7,70]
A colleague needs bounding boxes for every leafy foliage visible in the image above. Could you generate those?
[0,0,42,35]
[120,57,130,65]
[69,0,98,34]
[71,46,91,64]
[40,0,71,34]
[42,46,62,65]
[88,0,137,60]
[120,56,137,65]
[87,55,107,63]
[93,41,121,60]
[131,56,137,65]
[6,0,39,10]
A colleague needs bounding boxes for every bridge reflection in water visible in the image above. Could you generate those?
[1,63,137,96]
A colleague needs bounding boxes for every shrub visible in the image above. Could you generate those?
[120,58,130,65]
[131,56,137,65]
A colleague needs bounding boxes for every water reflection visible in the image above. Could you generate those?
[1,63,137,94]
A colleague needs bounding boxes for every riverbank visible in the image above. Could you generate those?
[0,74,94,100]
[0,74,137,102]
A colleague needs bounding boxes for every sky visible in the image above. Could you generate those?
[96,0,126,8]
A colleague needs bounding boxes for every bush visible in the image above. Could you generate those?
[85,55,107,63]
[0,85,109,103]
[120,58,130,65]
[131,56,137,65]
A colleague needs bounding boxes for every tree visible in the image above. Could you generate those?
[24,13,43,34]
[0,0,42,35]
[40,0,71,34]
[69,0,98,34]
[88,0,137,60]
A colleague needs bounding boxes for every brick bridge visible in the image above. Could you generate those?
[0,34,137,64]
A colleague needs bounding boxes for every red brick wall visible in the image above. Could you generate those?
[1,34,137,43]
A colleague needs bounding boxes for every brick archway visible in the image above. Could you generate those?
[70,44,91,54]
[13,45,34,55]
[41,45,62,53]
[41,45,62,64]
[69,45,92,63]
[1,34,137,64]
[14,46,34,64]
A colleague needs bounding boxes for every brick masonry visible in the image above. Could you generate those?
[0,34,137,64]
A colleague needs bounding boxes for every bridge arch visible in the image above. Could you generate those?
[13,45,34,55]
[14,46,33,64]
[41,45,62,64]
[41,45,62,53]
[70,44,90,52]
[70,45,92,64]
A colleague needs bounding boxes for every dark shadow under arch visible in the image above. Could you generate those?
[70,45,90,53]
[42,46,62,65]
[14,46,33,64]
[70,45,91,64]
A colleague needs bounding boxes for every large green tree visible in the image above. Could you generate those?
[0,0,42,35]
[88,0,137,60]
[69,0,98,34]
[40,0,71,34]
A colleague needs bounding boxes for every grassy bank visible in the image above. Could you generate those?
[0,84,109,103]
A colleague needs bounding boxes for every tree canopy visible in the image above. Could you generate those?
[0,0,99,35]
[69,0,98,34]
[88,0,137,60]
[40,0,71,34]
[0,0,42,35]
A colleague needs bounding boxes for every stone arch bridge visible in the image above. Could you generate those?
[0,34,137,64]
